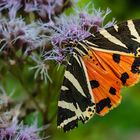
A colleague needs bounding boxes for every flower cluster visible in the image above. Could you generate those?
[0,87,48,140]
[0,18,48,57]
[0,118,48,140]
[0,0,72,21]
[50,7,115,46]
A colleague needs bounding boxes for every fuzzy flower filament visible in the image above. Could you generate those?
[0,121,46,140]
[51,8,114,46]
[0,0,72,21]
[43,6,115,64]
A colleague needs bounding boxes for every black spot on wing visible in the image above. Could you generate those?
[63,118,78,132]
[112,54,120,63]
[131,57,140,74]
[60,79,94,112]
[90,80,99,88]
[85,116,89,120]
[57,107,76,126]
[88,108,92,112]
[120,72,129,85]
[96,98,112,114]
[109,87,116,95]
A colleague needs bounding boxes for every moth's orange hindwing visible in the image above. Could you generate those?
[82,50,140,116]
[81,19,140,115]
[57,53,95,132]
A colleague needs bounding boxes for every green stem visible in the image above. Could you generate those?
[7,62,44,114]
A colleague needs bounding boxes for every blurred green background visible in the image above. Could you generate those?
[52,0,140,140]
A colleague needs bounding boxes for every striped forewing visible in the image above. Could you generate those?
[82,19,140,57]
[57,53,95,132]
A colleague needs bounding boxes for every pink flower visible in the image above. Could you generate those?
[49,6,114,47]
[0,119,48,140]
[0,0,71,21]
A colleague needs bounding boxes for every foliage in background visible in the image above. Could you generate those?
[0,0,72,139]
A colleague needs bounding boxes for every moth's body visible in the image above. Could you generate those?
[57,19,140,132]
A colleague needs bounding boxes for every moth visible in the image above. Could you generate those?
[57,19,140,132]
